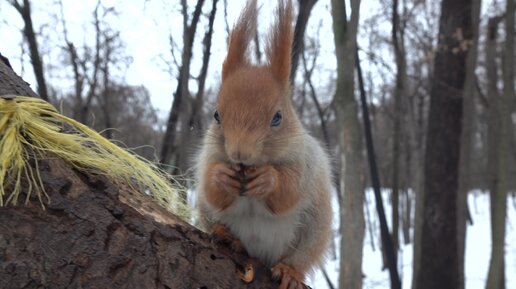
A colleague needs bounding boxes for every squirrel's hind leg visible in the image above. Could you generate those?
[211,223,247,254]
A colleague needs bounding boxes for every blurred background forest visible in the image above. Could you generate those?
[1,0,515,288]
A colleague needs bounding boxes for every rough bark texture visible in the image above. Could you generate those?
[415,0,473,288]
[0,57,277,289]
[0,53,38,97]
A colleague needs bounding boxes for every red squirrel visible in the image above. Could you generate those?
[195,0,332,288]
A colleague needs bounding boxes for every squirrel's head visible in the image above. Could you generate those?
[212,0,300,166]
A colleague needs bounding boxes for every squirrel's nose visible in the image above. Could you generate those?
[231,150,251,164]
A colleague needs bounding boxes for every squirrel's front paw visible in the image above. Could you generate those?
[243,165,278,198]
[204,162,244,210]
[211,163,244,196]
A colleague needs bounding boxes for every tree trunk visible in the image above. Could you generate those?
[457,2,481,289]
[290,0,317,83]
[485,0,514,285]
[411,79,427,289]
[390,0,407,261]
[0,53,38,97]
[178,0,219,182]
[160,0,205,168]
[0,57,278,289]
[330,1,365,288]
[415,0,473,288]
[11,0,49,101]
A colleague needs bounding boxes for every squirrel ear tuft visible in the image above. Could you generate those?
[222,0,257,81]
[266,0,293,87]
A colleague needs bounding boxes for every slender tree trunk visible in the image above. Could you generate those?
[390,0,407,260]
[411,91,426,289]
[11,0,49,101]
[331,1,364,288]
[486,0,514,286]
[290,0,317,83]
[457,1,481,289]
[302,47,330,146]
[78,1,103,125]
[485,15,504,288]
[415,0,473,289]
[177,0,219,180]
[160,0,205,167]
[100,39,114,139]
[401,189,411,244]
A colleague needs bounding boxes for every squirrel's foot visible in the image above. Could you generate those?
[271,263,309,289]
[211,223,246,254]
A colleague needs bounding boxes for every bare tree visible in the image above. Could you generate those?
[484,14,504,289]
[10,0,49,101]
[160,0,205,168]
[330,0,365,288]
[59,0,104,125]
[457,1,482,289]
[178,0,220,177]
[390,0,407,260]
[486,0,514,285]
[415,0,475,289]
[290,0,317,83]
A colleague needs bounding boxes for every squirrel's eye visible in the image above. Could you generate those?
[214,111,221,124]
[271,111,282,127]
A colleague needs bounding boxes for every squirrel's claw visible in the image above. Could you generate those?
[271,263,309,289]
[237,262,255,283]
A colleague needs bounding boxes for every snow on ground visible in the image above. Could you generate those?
[309,190,516,289]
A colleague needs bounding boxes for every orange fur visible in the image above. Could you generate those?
[196,1,332,288]
[243,164,302,215]
[282,176,333,274]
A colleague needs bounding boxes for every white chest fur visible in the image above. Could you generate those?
[212,196,300,266]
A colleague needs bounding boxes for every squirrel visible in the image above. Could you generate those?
[195,0,332,288]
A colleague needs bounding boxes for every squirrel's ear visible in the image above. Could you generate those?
[222,0,257,81]
[266,0,293,87]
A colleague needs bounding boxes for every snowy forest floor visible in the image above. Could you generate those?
[309,190,516,289]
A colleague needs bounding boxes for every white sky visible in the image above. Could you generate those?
[0,0,498,116]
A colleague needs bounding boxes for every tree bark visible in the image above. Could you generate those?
[330,1,365,288]
[0,57,277,289]
[0,53,38,97]
[415,0,473,288]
